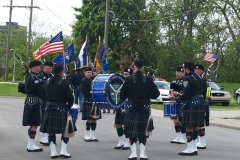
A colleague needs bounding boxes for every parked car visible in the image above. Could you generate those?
[208,81,231,106]
[233,88,240,104]
[151,81,170,103]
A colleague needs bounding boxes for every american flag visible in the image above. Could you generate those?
[33,31,64,60]
[204,52,220,63]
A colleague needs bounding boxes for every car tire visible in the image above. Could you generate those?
[237,95,240,105]
[222,102,230,106]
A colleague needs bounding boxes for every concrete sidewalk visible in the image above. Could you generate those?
[151,109,240,130]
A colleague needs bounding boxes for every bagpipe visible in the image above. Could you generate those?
[201,62,214,79]
[11,49,29,76]
[11,49,29,94]
[129,53,139,68]
[144,66,158,81]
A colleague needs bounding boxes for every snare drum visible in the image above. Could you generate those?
[92,74,125,109]
[163,101,180,117]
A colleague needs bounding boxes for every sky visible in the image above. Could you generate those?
[0,0,82,36]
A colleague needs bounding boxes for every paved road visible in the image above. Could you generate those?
[0,97,239,160]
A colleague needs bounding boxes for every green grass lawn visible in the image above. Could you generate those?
[0,83,25,97]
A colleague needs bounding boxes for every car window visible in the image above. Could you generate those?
[154,81,170,89]
[209,82,221,90]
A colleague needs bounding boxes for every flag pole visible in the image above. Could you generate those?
[86,35,88,67]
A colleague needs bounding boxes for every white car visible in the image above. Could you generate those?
[208,81,231,106]
[151,81,170,103]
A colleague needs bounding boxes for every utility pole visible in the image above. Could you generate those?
[104,0,110,53]
[4,0,13,81]
[27,0,34,64]
[3,2,40,81]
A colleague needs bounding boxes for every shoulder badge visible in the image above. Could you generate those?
[183,81,188,87]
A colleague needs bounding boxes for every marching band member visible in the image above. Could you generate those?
[170,61,207,156]
[22,60,43,152]
[81,67,101,142]
[114,68,133,150]
[40,64,74,158]
[37,61,53,146]
[194,64,209,149]
[72,68,85,112]
[120,60,160,160]
[170,67,186,144]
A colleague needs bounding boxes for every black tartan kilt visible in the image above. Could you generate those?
[22,97,42,126]
[41,101,46,119]
[40,105,68,134]
[114,109,125,125]
[182,104,206,127]
[124,110,149,138]
[82,102,102,120]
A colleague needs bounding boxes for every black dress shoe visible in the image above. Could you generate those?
[40,141,50,146]
[84,139,91,142]
[107,109,110,113]
[121,146,130,150]
[197,146,206,149]
[140,158,148,160]
[27,148,43,152]
[51,155,59,159]
[60,154,71,158]
[103,109,106,113]
[178,152,195,156]
[91,138,98,142]
[114,145,124,149]
[177,142,185,144]
[170,140,178,143]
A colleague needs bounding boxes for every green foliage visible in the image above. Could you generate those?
[72,0,161,72]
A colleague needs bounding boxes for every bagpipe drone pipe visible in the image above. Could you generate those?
[11,49,29,94]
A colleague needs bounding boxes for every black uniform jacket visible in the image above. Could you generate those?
[178,72,203,101]
[72,72,85,86]
[25,71,42,98]
[37,71,53,83]
[41,75,74,109]
[120,71,160,101]
[80,77,92,100]
[175,77,184,93]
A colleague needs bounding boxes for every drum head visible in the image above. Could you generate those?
[105,74,125,109]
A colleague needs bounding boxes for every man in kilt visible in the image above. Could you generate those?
[170,67,186,144]
[72,68,85,112]
[40,64,74,158]
[170,61,207,156]
[22,60,43,152]
[120,60,160,160]
[37,61,53,146]
[114,68,133,150]
[81,67,101,142]
[195,64,209,149]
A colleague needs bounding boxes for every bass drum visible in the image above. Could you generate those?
[92,74,125,109]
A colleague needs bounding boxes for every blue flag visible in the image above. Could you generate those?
[100,44,108,73]
[53,43,75,71]
[76,58,81,69]
[65,43,75,64]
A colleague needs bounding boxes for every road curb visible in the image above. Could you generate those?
[210,122,240,130]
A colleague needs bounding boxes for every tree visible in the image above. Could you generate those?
[72,0,160,72]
